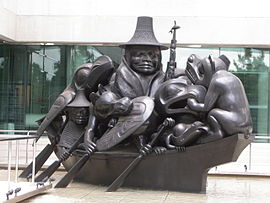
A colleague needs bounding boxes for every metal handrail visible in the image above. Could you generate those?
[0,130,37,133]
[0,135,38,141]
[0,130,38,190]
[254,136,270,139]
[0,130,38,166]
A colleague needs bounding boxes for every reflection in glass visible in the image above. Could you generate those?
[66,46,103,84]
[221,48,269,142]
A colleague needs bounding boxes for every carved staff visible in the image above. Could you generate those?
[164,21,180,81]
[106,118,175,192]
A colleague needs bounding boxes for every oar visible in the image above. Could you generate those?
[106,118,174,192]
[34,132,84,182]
[19,144,54,178]
[54,153,90,188]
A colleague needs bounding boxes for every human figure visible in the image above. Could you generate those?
[93,16,168,152]
[37,55,114,159]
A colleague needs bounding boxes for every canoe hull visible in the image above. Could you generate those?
[63,134,253,193]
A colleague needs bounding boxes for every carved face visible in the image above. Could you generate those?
[126,46,161,75]
[185,54,214,88]
[68,107,89,125]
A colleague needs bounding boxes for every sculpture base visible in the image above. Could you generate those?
[63,134,253,193]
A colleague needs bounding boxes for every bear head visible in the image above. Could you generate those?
[185,54,230,88]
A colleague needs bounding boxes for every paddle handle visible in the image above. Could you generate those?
[35,132,84,182]
[61,132,85,160]
[106,118,175,192]
[54,154,90,188]
[106,154,143,192]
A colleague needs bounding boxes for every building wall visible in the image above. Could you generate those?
[1,0,270,46]
[0,0,16,41]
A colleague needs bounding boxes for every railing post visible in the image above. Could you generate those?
[32,138,36,183]
[249,143,252,170]
[26,131,30,164]
[15,140,19,183]
[8,141,12,190]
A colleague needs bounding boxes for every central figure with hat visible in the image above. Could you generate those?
[111,16,168,99]
[92,16,168,152]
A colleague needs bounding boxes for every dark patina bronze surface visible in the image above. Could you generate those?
[21,16,253,193]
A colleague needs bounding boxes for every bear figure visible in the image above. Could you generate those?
[185,54,253,141]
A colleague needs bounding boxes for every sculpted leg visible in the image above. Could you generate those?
[208,114,224,139]
[194,109,228,144]
[169,122,208,147]
[207,108,241,136]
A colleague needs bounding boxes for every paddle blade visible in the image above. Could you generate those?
[20,144,54,178]
[106,155,143,192]
[35,161,61,182]
[54,154,89,188]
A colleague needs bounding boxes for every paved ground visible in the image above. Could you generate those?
[1,170,270,203]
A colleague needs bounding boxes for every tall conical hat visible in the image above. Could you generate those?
[120,16,168,50]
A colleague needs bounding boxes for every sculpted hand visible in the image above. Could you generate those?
[163,117,175,128]
[140,144,152,156]
[84,140,96,155]
[175,146,186,152]
[188,85,206,101]
[83,129,96,155]
[60,147,71,161]
[153,146,167,155]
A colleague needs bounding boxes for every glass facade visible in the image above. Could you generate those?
[0,44,269,142]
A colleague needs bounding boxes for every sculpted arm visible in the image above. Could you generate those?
[84,104,97,154]
[36,90,75,141]
[188,80,220,112]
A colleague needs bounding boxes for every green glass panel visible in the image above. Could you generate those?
[220,48,270,141]
[66,45,103,84]
[25,45,66,128]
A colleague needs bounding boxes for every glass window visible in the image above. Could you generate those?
[0,45,67,129]
[162,47,220,73]
[94,46,122,67]
[220,48,270,141]
[0,45,11,129]
[0,45,28,129]
[25,45,66,128]
[66,46,103,84]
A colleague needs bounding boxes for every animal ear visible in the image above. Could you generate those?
[219,55,230,70]
[98,84,107,95]
[90,92,100,104]
[208,55,215,72]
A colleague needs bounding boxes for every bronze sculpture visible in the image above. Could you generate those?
[20,16,253,193]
